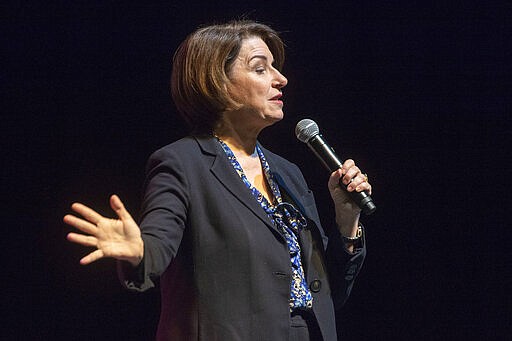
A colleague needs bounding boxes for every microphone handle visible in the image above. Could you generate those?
[307,135,376,215]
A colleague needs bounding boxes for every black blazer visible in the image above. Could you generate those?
[119,136,366,340]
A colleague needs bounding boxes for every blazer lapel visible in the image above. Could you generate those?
[194,136,285,241]
[263,150,315,271]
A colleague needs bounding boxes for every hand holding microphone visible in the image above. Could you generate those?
[295,119,376,215]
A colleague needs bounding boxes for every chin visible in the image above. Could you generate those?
[265,110,284,122]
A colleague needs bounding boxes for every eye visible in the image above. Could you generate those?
[255,66,266,74]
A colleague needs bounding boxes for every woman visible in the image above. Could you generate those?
[64,20,371,340]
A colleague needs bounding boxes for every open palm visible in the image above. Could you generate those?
[64,194,143,266]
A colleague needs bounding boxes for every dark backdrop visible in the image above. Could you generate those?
[4,1,510,339]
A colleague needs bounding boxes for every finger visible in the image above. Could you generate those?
[340,159,355,175]
[110,194,134,222]
[342,166,361,185]
[352,175,372,194]
[63,214,98,235]
[363,183,372,195]
[70,202,104,225]
[67,232,98,247]
[328,169,343,191]
[352,180,372,193]
[80,249,105,265]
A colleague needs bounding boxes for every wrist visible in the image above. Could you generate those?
[340,225,364,252]
[341,225,363,242]
[336,215,360,237]
[126,239,144,267]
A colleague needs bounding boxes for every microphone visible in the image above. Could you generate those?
[295,119,376,215]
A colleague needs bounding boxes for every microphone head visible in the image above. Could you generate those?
[295,119,320,143]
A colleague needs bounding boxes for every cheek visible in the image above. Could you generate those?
[226,83,244,102]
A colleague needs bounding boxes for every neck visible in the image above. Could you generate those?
[214,120,261,156]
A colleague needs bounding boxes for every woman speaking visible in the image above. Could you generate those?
[64,20,371,340]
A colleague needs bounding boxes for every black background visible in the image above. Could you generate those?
[4,1,511,339]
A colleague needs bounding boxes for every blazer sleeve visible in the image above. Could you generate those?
[299,175,366,310]
[118,146,190,291]
[325,224,366,309]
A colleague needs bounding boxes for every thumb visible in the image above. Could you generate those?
[110,194,134,222]
[328,169,343,191]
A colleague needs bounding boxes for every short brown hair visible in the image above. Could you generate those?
[171,20,285,133]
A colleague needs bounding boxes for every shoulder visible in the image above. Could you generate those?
[148,135,217,160]
[144,136,199,173]
[145,135,220,173]
[150,136,198,158]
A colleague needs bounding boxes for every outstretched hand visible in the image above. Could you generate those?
[64,195,144,266]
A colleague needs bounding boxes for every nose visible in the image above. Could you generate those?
[273,69,288,89]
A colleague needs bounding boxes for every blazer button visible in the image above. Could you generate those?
[309,279,322,293]
[347,264,358,275]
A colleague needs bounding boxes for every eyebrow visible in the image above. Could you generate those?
[248,55,272,63]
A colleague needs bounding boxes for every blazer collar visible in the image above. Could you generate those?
[194,136,285,240]
[260,146,318,271]
[194,136,318,272]
[195,136,306,211]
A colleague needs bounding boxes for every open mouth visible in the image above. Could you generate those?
[269,93,283,101]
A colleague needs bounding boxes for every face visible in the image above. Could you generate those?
[224,36,288,130]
